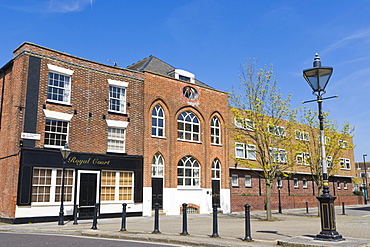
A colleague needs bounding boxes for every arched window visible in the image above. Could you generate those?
[177,156,200,187]
[152,152,164,178]
[152,104,164,137]
[212,159,221,180]
[177,111,200,142]
[211,116,221,144]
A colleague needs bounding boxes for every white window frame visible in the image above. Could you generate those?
[108,79,129,114]
[245,175,252,187]
[177,156,200,187]
[177,111,200,142]
[344,181,348,190]
[235,143,256,160]
[295,130,309,141]
[152,152,164,178]
[43,110,73,149]
[212,159,221,180]
[234,117,254,131]
[337,181,341,190]
[296,152,310,166]
[302,179,308,189]
[46,64,73,105]
[106,120,129,153]
[270,148,287,163]
[293,178,299,188]
[211,116,221,145]
[44,119,69,149]
[340,158,351,170]
[152,104,165,138]
[268,124,285,137]
[232,174,239,187]
[101,170,134,202]
[32,167,75,205]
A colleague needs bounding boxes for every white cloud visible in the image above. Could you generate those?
[47,0,94,13]
[322,29,370,55]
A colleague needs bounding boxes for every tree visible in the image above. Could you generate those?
[229,59,297,220]
[297,107,355,195]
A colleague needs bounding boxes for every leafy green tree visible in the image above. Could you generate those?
[229,59,297,220]
[297,107,355,195]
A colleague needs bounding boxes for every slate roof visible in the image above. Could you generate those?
[127,55,214,90]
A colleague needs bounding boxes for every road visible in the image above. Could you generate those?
[0,232,188,247]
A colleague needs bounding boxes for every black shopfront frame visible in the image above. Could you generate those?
[16,148,143,223]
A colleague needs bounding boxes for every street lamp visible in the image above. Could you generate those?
[303,54,344,241]
[277,176,282,214]
[58,142,72,225]
[363,154,368,204]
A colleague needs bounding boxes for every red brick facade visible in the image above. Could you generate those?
[0,42,144,219]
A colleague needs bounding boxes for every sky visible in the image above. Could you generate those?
[1,0,370,162]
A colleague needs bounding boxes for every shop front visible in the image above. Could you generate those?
[15,148,143,223]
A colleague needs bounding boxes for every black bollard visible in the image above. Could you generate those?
[152,203,161,234]
[73,204,78,225]
[342,202,346,215]
[306,202,309,214]
[91,203,98,230]
[180,203,189,235]
[210,204,219,238]
[120,203,127,231]
[243,204,253,242]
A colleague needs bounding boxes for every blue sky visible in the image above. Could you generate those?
[1,0,370,162]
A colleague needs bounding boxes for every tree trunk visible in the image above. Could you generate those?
[265,183,272,220]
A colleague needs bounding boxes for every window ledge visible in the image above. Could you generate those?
[177,139,202,144]
[245,186,252,188]
[46,100,72,107]
[152,136,167,139]
[211,143,223,147]
[232,186,239,188]
[108,111,128,117]
[107,151,127,155]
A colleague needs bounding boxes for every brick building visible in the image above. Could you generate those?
[0,42,359,223]
[228,108,359,212]
[127,56,230,216]
[0,42,145,223]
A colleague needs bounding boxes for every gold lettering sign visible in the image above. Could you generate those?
[68,156,110,166]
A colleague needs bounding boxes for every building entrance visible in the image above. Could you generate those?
[78,171,99,217]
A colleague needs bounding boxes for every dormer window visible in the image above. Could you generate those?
[179,75,190,82]
[168,69,195,84]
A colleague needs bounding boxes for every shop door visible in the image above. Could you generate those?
[152,178,163,209]
[212,180,221,206]
[79,173,97,217]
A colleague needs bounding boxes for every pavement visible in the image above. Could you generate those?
[1,205,370,247]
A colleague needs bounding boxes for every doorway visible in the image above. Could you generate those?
[152,178,163,209]
[78,171,99,217]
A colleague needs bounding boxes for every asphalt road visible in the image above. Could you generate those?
[0,232,188,247]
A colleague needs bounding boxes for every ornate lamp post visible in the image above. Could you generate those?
[58,142,72,225]
[303,54,344,241]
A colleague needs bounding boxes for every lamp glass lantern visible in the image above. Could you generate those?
[61,143,72,159]
[303,54,333,94]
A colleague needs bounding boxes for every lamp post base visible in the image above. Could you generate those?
[315,192,345,241]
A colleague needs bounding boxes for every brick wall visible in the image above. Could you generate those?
[0,42,144,218]
[142,72,229,189]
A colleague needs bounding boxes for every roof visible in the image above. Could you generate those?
[127,55,214,90]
